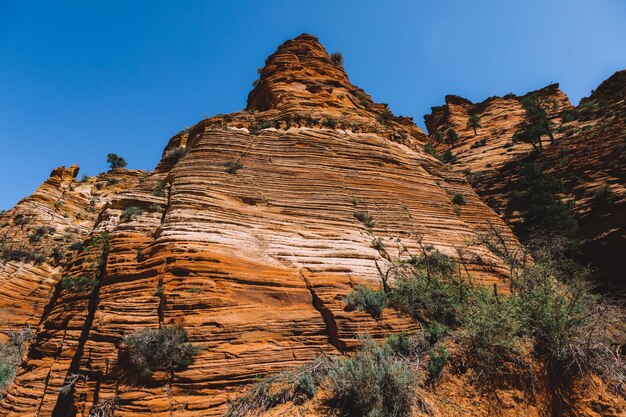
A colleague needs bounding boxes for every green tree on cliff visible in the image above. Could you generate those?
[444,128,459,146]
[106,153,127,170]
[467,114,482,135]
[514,96,555,151]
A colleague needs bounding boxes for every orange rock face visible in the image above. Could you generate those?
[0,35,623,417]
[0,166,143,337]
[425,71,626,289]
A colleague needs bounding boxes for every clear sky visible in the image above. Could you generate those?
[1,0,625,209]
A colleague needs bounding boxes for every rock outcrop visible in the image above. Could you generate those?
[0,166,143,337]
[425,73,626,289]
[0,35,623,416]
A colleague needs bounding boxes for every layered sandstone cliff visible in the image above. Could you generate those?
[0,35,622,417]
[425,73,626,289]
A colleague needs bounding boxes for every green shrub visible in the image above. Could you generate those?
[510,163,577,240]
[225,160,243,175]
[353,211,375,229]
[61,276,98,293]
[452,193,465,205]
[344,285,386,319]
[153,180,165,197]
[439,149,457,163]
[389,251,469,325]
[0,249,46,264]
[322,117,337,128]
[163,147,187,165]
[444,129,459,146]
[424,142,438,158]
[371,237,385,251]
[427,343,449,381]
[106,153,127,170]
[329,338,417,417]
[424,323,449,345]
[330,52,344,66]
[461,288,522,376]
[123,325,198,375]
[121,206,143,222]
[28,226,55,243]
[378,109,395,125]
[0,327,33,396]
[106,177,120,186]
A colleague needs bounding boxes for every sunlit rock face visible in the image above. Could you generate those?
[1,35,623,417]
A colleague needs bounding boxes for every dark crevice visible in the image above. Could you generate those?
[51,243,110,417]
[299,271,345,353]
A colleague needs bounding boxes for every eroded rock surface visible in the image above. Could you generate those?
[425,72,626,289]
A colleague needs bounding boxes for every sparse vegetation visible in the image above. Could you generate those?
[424,142,438,158]
[123,325,198,375]
[452,193,465,205]
[344,285,386,319]
[61,276,98,293]
[330,52,343,66]
[0,327,33,397]
[0,249,46,264]
[467,114,482,135]
[321,116,337,128]
[353,211,375,229]
[444,128,459,146]
[106,153,128,170]
[163,147,187,165]
[328,337,417,417]
[120,206,143,222]
[28,226,55,243]
[224,160,243,175]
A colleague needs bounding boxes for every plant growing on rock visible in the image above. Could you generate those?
[224,160,243,174]
[330,52,343,66]
[467,114,482,135]
[444,128,459,146]
[123,325,198,375]
[120,206,143,222]
[0,327,33,397]
[61,276,98,293]
[352,210,375,229]
[452,193,465,205]
[328,337,417,417]
[163,147,187,166]
[344,285,386,319]
[106,153,128,170]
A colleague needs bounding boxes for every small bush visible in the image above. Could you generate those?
[61,276,98,293]
[322,117,337,128]
[106,153,127,170]
[424,142,438,158]
[225,160,243,175]
[121,206,143,222]
[329,338,417,417]
[106,177,120,186]
[371,237,386,251]
[378,109,395,125]
[123,325,198,375]
[28,226,55,243]
[427,343,449,382]
[452,193,465,205]
[153,180,165,197]
[0,249,46,264]
[344,285,386,319]
[163,147,187,166]
[353,211,375,229]
[0,327,33,395]
[439,149,457,163]
[330,52,343,66]
[424,323,449,345]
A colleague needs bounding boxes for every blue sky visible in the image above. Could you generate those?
[1,0,625,209]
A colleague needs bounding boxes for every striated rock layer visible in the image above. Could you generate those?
[0,35,622,416]
[0,166,143,338]
[425,72,626,289]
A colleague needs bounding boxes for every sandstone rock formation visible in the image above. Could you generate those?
[0,166,143,337]
[425,72,626,289]
[0,35,623,417]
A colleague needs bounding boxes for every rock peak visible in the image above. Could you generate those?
[246,34,374,112]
